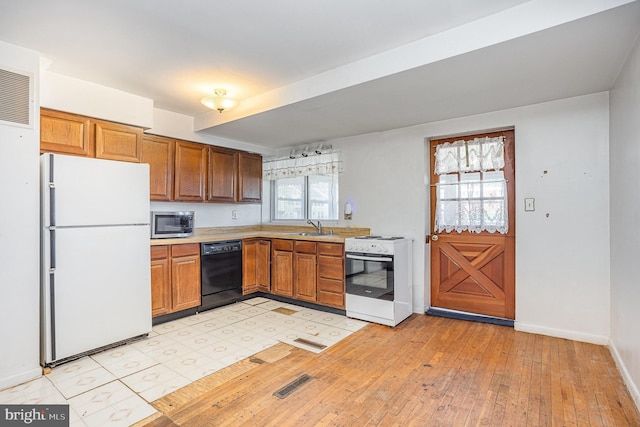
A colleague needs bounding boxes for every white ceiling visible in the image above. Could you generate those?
[1,0,639,148]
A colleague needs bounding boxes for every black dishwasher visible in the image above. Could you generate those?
[199,240,243,312]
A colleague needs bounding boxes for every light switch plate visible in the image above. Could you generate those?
[524,198,535,211]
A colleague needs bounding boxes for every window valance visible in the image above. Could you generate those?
[263,151,342,180]
[434,136,504,174]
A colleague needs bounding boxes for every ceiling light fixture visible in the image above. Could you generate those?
[200,88,237,113]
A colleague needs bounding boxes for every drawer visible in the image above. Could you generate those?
[294,240,317,254]
[318,256,344,279]
[318,242,343,256]
[272,239,294,251]
[317,277,344,294]
[171,243,200,257]
[317,289,345,309]
[150,245,169,260]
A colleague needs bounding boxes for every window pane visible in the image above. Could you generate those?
[274,177,304,219]
[438,174,459,199]
[434,163,508,234]
[308,175,338,220]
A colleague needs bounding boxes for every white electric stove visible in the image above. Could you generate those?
[344,236,412,326]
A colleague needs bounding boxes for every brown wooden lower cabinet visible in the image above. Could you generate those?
[150,243,201,317]
[317,242,346,309]
[265,239,345,309]
[150,246,171,316]
[243,239,271,294]
[294,241,317,302]
[271,239,294,297]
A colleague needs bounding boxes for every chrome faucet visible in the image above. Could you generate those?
[307,219,322,234]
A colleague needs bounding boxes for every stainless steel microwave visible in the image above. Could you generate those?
[151,211,195,238]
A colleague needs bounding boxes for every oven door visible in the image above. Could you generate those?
[345,252,394,301]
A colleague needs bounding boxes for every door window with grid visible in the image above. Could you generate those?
[434,137,508,234]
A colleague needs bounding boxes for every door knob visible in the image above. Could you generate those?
[432,235,439,241]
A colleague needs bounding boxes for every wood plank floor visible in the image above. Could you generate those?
[138,314,640,426]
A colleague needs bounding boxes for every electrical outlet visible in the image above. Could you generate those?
[232,210,238,220]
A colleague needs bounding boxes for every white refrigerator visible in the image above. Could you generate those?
[40,153,152,367]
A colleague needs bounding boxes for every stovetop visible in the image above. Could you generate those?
[352,235,405,241]
[345,235,409,255]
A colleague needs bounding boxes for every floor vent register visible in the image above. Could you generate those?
[273,374,313,399]
[293,338,327,350]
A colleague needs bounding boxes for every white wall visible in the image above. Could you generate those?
[150,201,262,228]
[0,42,42,390]
[609,34,640,409]
[149,109,273,156]
[327,92,611,344]
[41,71,154,128]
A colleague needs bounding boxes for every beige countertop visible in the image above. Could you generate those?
[150,225,370,246]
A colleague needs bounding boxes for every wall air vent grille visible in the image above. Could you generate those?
[0,67,33,128]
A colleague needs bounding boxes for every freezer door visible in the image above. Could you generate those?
[41,225,151,364]
[41,153,150,227]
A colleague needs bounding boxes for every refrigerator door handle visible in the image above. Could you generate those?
[48,154,56,226]
[49,227,57,360]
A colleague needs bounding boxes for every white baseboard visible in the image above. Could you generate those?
[0,367,42,392]
[609,341,640,412]
[514,321,609,345]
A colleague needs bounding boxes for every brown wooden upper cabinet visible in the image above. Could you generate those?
[141,134,175,201]
[41,108,262,203]
[208,146,237,202]
[94,119,143,163]
[238,151,262,203]
[40,109,93,157]
[174,140,208,202]
[208,148,263,203]
[40,108,143,162]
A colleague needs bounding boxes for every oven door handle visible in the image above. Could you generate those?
[346,254,393,262]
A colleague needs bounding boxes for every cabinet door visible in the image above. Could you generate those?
[171,243,201,311]
[171,253,201,311]
[40,109,93,157]
[242,239,259,294]
[150,246,171,317]
[209,147,238,202]
[238,152,262,203]
[256,240,271,292]
[142,135,174,201]
[272,249,293,297]
[174,140,207,201]
[94,120,143,163]
[294,252,317,302]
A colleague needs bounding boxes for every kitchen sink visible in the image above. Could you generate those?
[290,232,325,236]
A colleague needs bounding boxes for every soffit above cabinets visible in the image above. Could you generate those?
[1,1,639,148]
